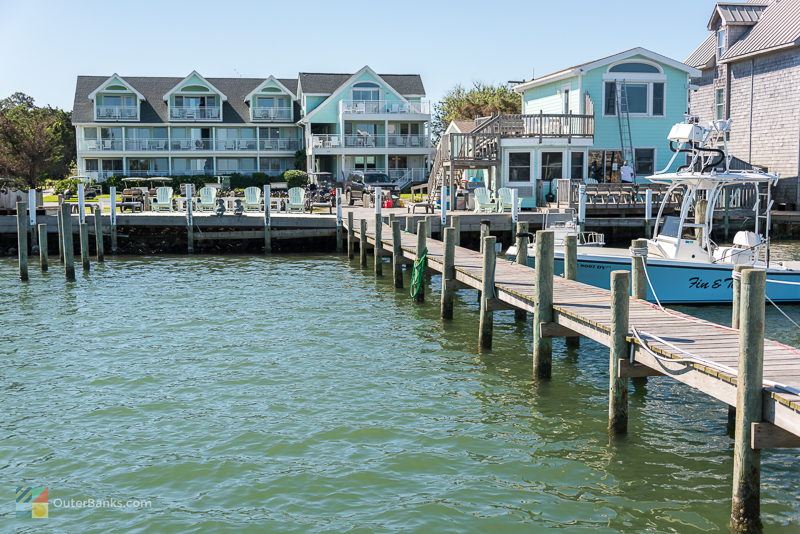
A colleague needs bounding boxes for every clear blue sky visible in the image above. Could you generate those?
[0,0,713,110]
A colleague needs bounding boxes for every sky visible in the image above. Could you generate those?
[0,0,714,110]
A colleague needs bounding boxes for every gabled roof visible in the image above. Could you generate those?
[298,70,425,96]
[449,119,478,134]
[512,47,700,92]
[244,76,296,102]
[722,0,800,62]
[87,74,144,101]
[686,34,717,69]
[73,75,299,124]
[162,71,229,101]
[708,2,769,29]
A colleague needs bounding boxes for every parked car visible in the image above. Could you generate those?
[345,171,398,207]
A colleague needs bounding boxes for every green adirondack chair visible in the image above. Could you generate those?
[150,186,174,212]
[473,187,494,213]
[286,187,306,213]
[196,186,217,211]
[243,186,262,211]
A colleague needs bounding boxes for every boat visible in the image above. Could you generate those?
[507,118,800,304]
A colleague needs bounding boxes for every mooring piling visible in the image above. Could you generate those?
[347,211,355,259]
[608,270,630,434]
[186,184,195,254]
[732,264,750,329]
[60,203,75,281]
[406,215,415,234]
[109,186,118,253]
[533,230,554,378]
[441,226,456,320]
[414,220,426,302]
[451,214,461,247]
[731,268,766,533]
[16,201,29,281]
[514,221,529,322]
[28,190,38,254]
[360,219,368,267]
[392,220,403,289]
[94,206,104,263]
[631,238,648,300]
[335,188,343,252]
[57,202,64,263]
[374,213,383,276]
[479,220,490,255]
[79,222,90,272]
[478,235,497,349]
[563,234,580,349]
[37,224,48,272]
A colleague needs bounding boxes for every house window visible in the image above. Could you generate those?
[570,152,585,179]
[715,88,725,120]
[604,82,665,116]
[604,83,616,115]
[541,152,563,182]
[508,152,531,181]
[625,84,648,114]
[352,82,380,101]
[354,156,377,170]
[85,159,98,171]
[717,29,727,58]
[634,148,655,176]
[609,62,661,73]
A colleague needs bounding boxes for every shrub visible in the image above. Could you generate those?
[283,169,308,189]
[53,178,81,196]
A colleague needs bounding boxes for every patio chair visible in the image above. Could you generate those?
[151,186,174,212]
[473,187,495,213]
[496,187,519,212]
[243,186,262,211]
[285,187,306,213]
[196,186,217,211]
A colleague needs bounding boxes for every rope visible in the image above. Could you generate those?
[410,248,428,299]
[733,270,800,329]
[766,278,800,286]
[629,246,663,310]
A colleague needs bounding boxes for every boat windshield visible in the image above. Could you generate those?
[660,216,681,238]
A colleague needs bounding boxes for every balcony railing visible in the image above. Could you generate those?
[126,139,170,151]
[342,167,427,189]
[96,106,138,120]
[80,139,123,151]
[252,107,292,121]
[169,106,221,120]
[216,139,258,151]
[259,138,302,151]
[311,134,429,149]
[340,100,430,115]
[171,139,213,150]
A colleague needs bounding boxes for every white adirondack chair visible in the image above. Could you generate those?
[243,186,262,211]
[285,187,306,213]
[496,187,517,212]
[473,187,495,213]
[196,186,217,211]
[151,186,174,212]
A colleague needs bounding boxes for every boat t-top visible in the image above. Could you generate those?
[509,117,800,304]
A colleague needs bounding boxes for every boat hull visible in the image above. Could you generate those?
[511,249,800,304]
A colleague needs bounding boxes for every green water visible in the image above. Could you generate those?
[2,251,800,533]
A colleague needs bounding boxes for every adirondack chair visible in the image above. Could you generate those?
[196,186,217,211]
[243,186,262,211]
[285,187,306,213]
[473,187,495,213]
[495,187,519,212]
[151,186,174,212]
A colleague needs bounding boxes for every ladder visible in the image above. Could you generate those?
[615,81,634,166]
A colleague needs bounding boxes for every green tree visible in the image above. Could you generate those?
[0,92,75,189]
[431,82,521,142]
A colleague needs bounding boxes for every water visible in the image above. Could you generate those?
[2,249,800,533]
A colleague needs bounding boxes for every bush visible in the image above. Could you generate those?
[229,172,273,189]
[53,178,81,196]
[283,170,308,189]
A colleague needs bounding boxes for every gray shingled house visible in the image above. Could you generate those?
[686,0,800,208]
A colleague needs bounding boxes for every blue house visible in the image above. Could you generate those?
[427,48,700,207]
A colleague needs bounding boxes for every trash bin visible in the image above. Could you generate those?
[456,191,466,210]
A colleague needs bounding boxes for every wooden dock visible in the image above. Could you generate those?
[347,213,800,531]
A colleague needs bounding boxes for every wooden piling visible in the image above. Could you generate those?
[94,206,104,263]
[563,234,580,349]
[533,230,554,378]
[441,227,456,319]
[731,264,750,329]
[452,214,461,247]
[730,268,765,533]
[374,213,383,276]
[109,186,118,254]
[391,220,404,288]
[631,238,648,300]
[60,203,75,281]
[426,217,432,238]
[347,211,355,259]
[187,190,195,254]
[360,219,368,267]
[406,215,415,234]
[38,224,48,272]
[479,220,490,255]
[514,221,529,321]
[16,201,29,281]
[608,270,630,434]
[79,222,90,272]
[335,189,343,252]
[414,221,426,302]
[57,203,64,263]
[479,235,496,348]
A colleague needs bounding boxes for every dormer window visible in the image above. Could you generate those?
[245,77,295,122]
[90,75,143,121]
[717,29,727,58]
[163,72,227,121]
[352,82,380,101]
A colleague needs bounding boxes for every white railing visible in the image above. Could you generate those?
[342,167,427,187]
[340,100,430,114]
[96,106,138,120]
[259,138,302,151]
[125,139,170,151]
[169,106,221,120]
[311,134,429,149]
[80,139,123,151]
[171,139,213,150]
[216,138,258,150]
[252,107,292,121]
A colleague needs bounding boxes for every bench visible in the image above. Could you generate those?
[407,202,435,214]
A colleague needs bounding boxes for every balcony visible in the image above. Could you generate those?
[259,138,301,151]
[169,106,221,121]
[126,139,170,151]
[340,100,430,115]
[311,134,429,150]
[80,139,123,151]
[216,138,258,151]
[96,106,138,120]
[171,139,213,150]
[252,107,292,121]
